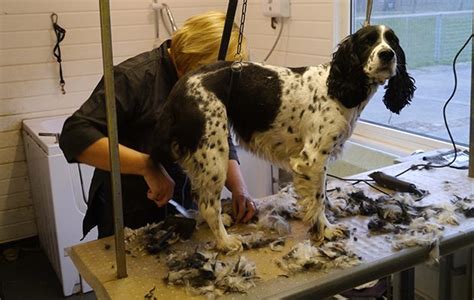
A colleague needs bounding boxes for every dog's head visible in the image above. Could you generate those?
[327,25,415,114]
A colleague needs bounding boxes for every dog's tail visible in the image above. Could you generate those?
[150,82,206,166]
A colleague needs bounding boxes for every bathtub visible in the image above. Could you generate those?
[22,115,95,296]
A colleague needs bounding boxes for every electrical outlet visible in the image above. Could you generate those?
[262,0,290,18]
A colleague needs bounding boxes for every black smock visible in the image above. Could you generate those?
[59,41,238,239]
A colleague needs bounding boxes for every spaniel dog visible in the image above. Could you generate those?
[151,25,415,252]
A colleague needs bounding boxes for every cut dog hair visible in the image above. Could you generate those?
[151,25,415,253]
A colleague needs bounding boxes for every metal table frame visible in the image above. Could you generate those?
[268,233,474,299]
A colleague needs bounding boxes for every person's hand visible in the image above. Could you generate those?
[143,159,175,207]
[231,190,257,223]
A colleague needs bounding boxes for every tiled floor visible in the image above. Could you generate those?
[0,237,96,300]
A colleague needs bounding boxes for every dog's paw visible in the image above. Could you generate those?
[324,223,350,241]
[308,220,325,243]
[216,234,243,255]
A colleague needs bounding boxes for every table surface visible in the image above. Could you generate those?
[68,161,474,300]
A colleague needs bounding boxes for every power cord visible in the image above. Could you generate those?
[262,17,285,63]
[394,33,473,178]
[327,173,391,196]
[77,163,88,205]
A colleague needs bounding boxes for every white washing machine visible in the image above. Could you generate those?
[22,115,96,296]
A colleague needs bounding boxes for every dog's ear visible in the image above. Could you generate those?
[382,43,416,114]
[327,35,369,108]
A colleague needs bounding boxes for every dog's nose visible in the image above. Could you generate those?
[378,50,395,62]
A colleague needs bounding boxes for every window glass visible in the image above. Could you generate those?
[352,0,472,146]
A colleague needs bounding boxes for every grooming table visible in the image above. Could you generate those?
[68,161,474,299]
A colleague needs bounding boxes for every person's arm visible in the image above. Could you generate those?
[59,60,175,206]
[77,137,175,207]
[78,137,147,174]
[225,159,256,223]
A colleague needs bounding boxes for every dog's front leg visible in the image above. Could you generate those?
[197,190,243,254]
[290,150,349,242]
[180,143,243,254]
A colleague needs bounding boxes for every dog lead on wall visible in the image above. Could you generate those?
[151,25,416,253]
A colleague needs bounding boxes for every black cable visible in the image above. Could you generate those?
[360,180,391,196]
[51,13,66,94]
[394,33,473,178]
[328,174,376,193]
[327,173,391,195]
[77,163,88,205]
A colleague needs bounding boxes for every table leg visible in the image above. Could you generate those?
[400,268,415,300]
[467,248,473,300]
[439,254,453,300]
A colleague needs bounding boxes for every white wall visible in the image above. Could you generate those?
[0,0,339,243]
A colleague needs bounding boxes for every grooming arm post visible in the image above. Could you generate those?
[98,0,127,278]
[469,21,473,177]
[364,0,373,26]
[218,0,238,60]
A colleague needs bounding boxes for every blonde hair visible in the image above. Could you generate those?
[170,11,249,75]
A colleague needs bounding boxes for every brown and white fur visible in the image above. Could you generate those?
[151,25,416,253]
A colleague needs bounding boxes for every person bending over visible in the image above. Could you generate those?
[59,11,256,238]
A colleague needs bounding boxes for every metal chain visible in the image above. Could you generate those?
[235,0,248,61]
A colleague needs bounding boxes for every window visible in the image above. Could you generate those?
[352,0,472,146]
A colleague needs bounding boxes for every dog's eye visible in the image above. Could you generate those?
[384,31,398,43]
[366,32,378,45]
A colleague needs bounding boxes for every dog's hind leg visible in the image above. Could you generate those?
[180,145,243,254]
[290,146,349,242]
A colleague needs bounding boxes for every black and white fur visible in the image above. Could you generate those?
[151,25,415,252]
